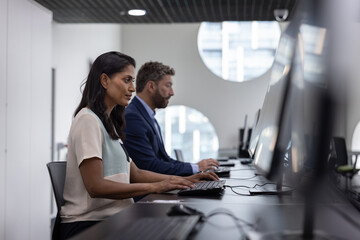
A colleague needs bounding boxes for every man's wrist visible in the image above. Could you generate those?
[190,163,199,174]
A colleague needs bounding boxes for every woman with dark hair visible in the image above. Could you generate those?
[59,51,218,239]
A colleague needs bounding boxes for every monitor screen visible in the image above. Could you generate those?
[241,114,248,147]
[265,0,334,190]
[280,21,331,185]
[252,22,300,181]
[247,109,261,157]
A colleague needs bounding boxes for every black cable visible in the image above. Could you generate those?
[202,208,257,239]
[252,182,278,189]
[226,182,276,189]
[205,208,256,227]
[225,182,295,196]
[202,207,348,240]
[228,182,293,189]
[224,185,252,196]
[253,182,295,191]
[227,175,258,180]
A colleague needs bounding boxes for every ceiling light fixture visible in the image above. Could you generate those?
[128,9,146,16]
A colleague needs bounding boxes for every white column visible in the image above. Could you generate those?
[4,0,52,239]
[0,0,8,238]
[29,2,53,239]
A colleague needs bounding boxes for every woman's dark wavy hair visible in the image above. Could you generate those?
[74,51,135,140]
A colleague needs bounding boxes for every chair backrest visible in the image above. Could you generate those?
[174,149,185,162]
[332,137,348,166]
[47,161,67,211]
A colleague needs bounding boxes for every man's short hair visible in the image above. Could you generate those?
[136,61,175,93]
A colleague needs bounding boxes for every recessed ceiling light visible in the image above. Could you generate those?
[128,9,146,16]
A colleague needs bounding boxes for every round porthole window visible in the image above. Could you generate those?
[198,21,281,82]
[155,105,219,162]
[352,122,360,151]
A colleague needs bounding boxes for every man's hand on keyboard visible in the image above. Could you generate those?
[184,171,219,183]
[197,158,219,171]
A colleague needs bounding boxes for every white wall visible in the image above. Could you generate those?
[0,0,7,238]
[52,24,122,160]
[1,0,52,239]
[347,23,360,150]
[121,23,272,149]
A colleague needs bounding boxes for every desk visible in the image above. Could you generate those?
[71,161,360,240]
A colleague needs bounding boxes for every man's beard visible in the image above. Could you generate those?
[153,88,170,109]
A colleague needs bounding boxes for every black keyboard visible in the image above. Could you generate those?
[112,216,200,240]
[208,167,230,177]
[219,161,235,167]
[178,180,226,196]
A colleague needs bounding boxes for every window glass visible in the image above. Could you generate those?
[198,21,281,82]
[155,105,219,163]
[351,121,360,170]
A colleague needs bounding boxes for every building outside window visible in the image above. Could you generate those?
[198,21,281,82]
[155,105,219,163]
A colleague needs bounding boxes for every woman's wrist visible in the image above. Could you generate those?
[149,182,160,194]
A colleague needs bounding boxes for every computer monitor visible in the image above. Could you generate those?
[252,19,300,182]
[246,109,261,157]
[276,11,333,188]
[253,0,334,185]
[174,149,185,162]
[242,114,248,148]
[245,0,335,238]
[238,115,248,157]
[269,1,335,238]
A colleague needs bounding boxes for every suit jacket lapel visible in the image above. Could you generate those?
[132,97,157,134]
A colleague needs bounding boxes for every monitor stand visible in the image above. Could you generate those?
[246,186,335,240]
[248,170,293,195]
[248,181,293,195]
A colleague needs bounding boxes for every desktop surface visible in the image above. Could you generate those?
[139,161,346,205]
[71,199,360,240]
[69,159,360,240]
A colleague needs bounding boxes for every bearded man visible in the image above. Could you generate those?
[123,61,218,176]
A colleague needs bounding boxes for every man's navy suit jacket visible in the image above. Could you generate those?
[123,97,193,176]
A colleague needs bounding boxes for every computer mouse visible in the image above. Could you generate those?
[241,159,253,165]
[167,204,203,217]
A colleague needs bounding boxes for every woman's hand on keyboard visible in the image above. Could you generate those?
[153,176,196,193]
[185,171,219,183]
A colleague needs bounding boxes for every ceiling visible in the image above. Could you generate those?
[34,0,298,23]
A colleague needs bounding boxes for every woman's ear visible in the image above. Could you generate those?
[100,73,108,89]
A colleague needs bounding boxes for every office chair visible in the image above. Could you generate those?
[174,149,185,162]
[47,161,67,240]
[238,128,250,158]
[332,137,349,166]
[328,138,360,192]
